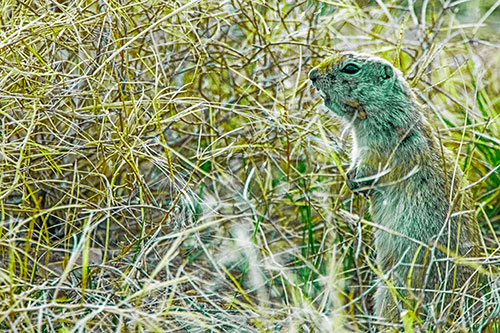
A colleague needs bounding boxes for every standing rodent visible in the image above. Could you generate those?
[309,51,482,323]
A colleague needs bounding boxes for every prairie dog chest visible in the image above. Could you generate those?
[350,131,396,170]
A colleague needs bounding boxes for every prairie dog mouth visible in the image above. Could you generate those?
[311,81,330,102]
[319,90,330,102]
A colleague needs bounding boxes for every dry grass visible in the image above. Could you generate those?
[0,0,499,331]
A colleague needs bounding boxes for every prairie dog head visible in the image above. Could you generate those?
[309,51,411,124]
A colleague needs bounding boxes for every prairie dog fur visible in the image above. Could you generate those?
[309,51,482,322]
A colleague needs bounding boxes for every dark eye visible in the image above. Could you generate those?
[341,64,360,74]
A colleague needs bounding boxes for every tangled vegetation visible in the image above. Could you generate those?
[0,0,499,331]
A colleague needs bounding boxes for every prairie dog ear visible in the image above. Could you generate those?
[380,63,394,80]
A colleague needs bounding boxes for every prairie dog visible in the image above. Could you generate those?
[309,51,482,322]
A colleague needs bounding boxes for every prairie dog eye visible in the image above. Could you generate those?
[341,64,360,74]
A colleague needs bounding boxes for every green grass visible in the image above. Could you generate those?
[0,0,499,331]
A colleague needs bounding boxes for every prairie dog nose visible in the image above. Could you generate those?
[309,69,319,82]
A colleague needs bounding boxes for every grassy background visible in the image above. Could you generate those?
[0,0,499,331]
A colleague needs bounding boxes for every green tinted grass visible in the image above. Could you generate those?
[0,0,499,331]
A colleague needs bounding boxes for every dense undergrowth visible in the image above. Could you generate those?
[0,0,499,331]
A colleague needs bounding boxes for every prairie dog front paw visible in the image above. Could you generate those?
[346,167,374,195]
